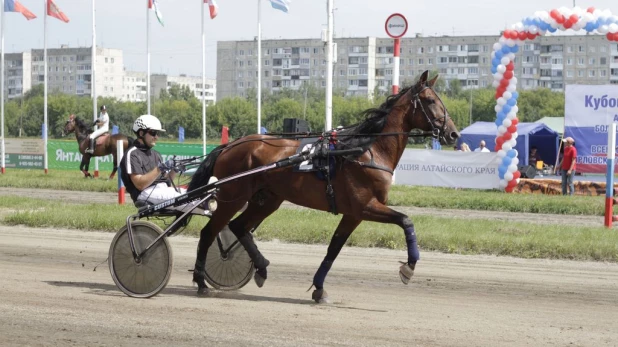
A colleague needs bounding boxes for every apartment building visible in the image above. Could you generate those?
[3,45,217,104]
[150,74,216,105]
[216,34,618,100]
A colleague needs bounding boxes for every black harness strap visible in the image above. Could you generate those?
[353,148,394,174]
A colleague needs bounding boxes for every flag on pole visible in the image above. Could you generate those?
[47,0,69,23]
[4,0,37,20]
[269,0,290,13]
[205,0,218,19]
[148,0,164,26]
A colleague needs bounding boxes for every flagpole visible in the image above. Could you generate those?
[147,0,151,115]
[257,0,261,134]
[325,0,333,131]
[92,0,98,177]
[1,0,5,174]
[43,0,48,174]
[201,0,207,155]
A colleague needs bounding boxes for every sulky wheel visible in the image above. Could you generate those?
[108,221,173,298]
[204,227,254,290]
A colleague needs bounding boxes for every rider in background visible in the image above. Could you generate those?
[86,105,110,154]
[120,114,209,214]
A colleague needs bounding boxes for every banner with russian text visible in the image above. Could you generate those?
[564,85,618,173]
[394,149,500,189]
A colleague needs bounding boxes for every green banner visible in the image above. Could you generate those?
[48,140,218,171]
[5,153,45,169]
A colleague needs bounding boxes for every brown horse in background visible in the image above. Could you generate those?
[188,71,460,302]
[63,114,132,179]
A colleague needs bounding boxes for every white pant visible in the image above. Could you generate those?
[89,125,109,139]
[138,183,208,215]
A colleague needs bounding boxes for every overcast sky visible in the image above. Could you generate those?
[6,0,617,78]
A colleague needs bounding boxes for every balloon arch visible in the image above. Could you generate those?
[492,6,617,192]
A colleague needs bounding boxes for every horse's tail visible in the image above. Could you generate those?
[188,143,229,191]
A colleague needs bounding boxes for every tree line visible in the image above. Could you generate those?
[4,72,565,141]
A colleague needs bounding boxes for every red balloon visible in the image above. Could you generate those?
[556,15,565,24]
[506,62,515,71]
[511,118,519,126]
[503,30,512,39]
[607,33,614,41]
[550,9,560,19]
[569,14,579,23]
[503,132,512,141]
[527,32,536,40]
[504,71,514,80]
[564,21,573,29]
[513,171,521,180]
[496,87,506,99]
[587,7,595,13]
[494,145,501,152]
[507,124,517,133]
[496,137,505,147]
[613,33,618,41]
[505,186,514,193]
[500,79,510,88]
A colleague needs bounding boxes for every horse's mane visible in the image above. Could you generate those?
[337,84,417,151]
[74,117,92,135]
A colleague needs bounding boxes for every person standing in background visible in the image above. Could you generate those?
[556,137,577,196]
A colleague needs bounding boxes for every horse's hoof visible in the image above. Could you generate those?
[254,269,266,288]
[196,287,210,297]
[399,262,415,285]
[312,289,330,304]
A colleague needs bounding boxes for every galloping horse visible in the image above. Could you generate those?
[63,114,132,179]
[188,71,460,302]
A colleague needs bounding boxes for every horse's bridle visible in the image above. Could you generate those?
[410,85,450,142]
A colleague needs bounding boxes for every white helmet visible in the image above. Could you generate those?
[133,114,166,133]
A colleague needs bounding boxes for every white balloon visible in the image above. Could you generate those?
[505,172,514,181]
[502,144,512,151]
[507,84,517,93]
[491,51,496,59]
[499,179,508,188]
[511,157,519,166]
[506,39,515,47]
[550,21,558,29]
[502,118,512,127]
[514,22,524,31]
[539,11,549,20]
[492,80,500,88]
[512,105,519,113]
[497,97,506,106]
[503,91,513,99]
[508,164,518,172]
[497,150,507,158]
[507,53,516,60]
[499,37,506,44]
[495,105,503,112]
[494,73,504,81]
[599,25,609,34]
[501,57,511,65]
[498,125,507,134]
[609,23,618,34]
[493,43,502,51]
[593,9,602,17]
[497,65,507,73]
[511,131,519,139]
[508,138,517,147]
[529,25,539,34]
[573,6,583,15]
[507,112,517,120]
[510,77,518,85]
[583,12,594,23]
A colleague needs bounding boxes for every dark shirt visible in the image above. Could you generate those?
[120,141,166,202]
[529,152,542,167]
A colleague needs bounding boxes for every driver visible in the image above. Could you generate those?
[119,114,210,214]
[86,105,109,154]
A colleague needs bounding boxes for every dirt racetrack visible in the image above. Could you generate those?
[1,188,618,346]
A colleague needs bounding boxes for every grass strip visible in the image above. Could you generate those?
[2,197,616,262]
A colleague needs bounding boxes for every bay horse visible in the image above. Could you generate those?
[63,114,133,179]
[188,71,460,302]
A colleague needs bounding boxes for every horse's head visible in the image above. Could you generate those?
[405,71,459,145]
[63,114,76,136]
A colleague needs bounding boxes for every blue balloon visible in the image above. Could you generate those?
[495,50,504,59]
[492,57,501,66]
[495,119,502,127]
[507,149,517,158]
[507,98,517,106]
[510,45,519,53]
[491,66,497,74]
[502,105,512,114]
[548,26,557,33]
[502,156,512,166]
[584,23,595,32]
[511,91,519,100]
[501,46,510,54]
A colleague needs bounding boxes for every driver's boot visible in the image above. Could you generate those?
[86,138,95,154]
